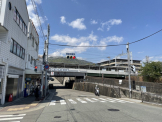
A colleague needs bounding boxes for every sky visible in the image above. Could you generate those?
[26,0,162,63]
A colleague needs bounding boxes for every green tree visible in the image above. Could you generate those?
[140,61,162,82]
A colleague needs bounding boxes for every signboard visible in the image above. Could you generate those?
[119,80,122,84]
[141,86,146,92]
[66,53,75,56]
[136,85,140,91]
[26,78,31,81]
[51,72,54,75]
[44,65,49,69]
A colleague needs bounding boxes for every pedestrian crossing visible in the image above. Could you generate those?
[0,114,26,121]
[49,97,134,106]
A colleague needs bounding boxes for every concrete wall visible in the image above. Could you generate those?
[72,82,120,98]
[85,76,162,94]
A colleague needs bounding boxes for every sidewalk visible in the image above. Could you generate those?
[0,96,41,112]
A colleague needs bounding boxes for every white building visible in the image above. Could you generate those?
[0,0,42,104]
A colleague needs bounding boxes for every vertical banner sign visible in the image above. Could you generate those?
[51,72,54,75]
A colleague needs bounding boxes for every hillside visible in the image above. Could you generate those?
[48,56,95,65]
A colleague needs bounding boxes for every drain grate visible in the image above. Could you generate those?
[54,116,61,118]
[70,109,75,111]
[108,109,120,111]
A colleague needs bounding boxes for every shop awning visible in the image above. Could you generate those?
[8,75,19,78]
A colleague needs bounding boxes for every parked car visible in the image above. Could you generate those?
[51,78,54,81]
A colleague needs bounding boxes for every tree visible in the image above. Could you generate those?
[140,61,162,82]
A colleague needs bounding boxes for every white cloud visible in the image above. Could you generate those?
[50,51,63,57]
[77,57,83,60]
[98,36,123,50]
[60,16,66,24]
[68,18,86,30]
[50,31,97,45]
[100,59,107,62]
[98,19,122,31]
[26,0,47,32]
[90,20,98,24]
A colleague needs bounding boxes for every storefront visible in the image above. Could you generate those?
[6,67,24,102]
[25,70,42,96]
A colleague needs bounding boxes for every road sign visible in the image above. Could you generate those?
[44,65,49,69]
[51,72,54,75]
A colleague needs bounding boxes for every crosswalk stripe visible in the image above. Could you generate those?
[0,117,23,121]
[60,100,66,105]
[91,98,99,101]
[76,98,87,103]
[0,114,26,118]
[84,98,96,102]
[68,99,77,104]
[49,100,56,106]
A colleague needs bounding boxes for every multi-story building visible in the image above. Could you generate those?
[0,0,42,104]
[98,59,141,73]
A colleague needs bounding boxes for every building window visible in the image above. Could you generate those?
[28,54,30,61]
[8,2,11,10]
[34,59,36,66]
[14,8,27,36]
[31,57,33,64]
[16,44,20,56]
[20,47,22,58]
[22,49,25,59]
[36,44,38,52]
[13,41,17,54]
[32,37,34,47]
[10,39,13,53]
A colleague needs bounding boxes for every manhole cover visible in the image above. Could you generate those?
[54,116,61,118]
[70,109,75,111]
[108,109,120,111]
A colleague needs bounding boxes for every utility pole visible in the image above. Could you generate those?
[127,42,131,98]
[45,24,50,97]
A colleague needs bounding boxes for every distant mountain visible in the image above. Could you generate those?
[48,56,95,65]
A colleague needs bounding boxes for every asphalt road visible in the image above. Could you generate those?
[1,79,162,122]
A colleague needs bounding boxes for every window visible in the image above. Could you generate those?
[8,2,11,10]
[32,37,34,47]
[13,41,17,54]
[16,44,20,56]
[16,11,20,25]
[20,18,23,29]
[20,47,22,58]
[22,49,25,59]
[34,59,36,66]
[14,8,27,36]
[31,57,33,64]
[28,54,30,61]
[36,44,38,52]
[10,39,13,52]
[14,9,16,21]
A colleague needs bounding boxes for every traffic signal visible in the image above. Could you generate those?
[67,56,69,59]
[35,66,38,72]
[66,55,76,59]
[131,65,136,73]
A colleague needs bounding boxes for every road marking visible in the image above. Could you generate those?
[76,98,87,103]
[60,100,66,105]
[0,114,26,121]
[0,114,26,118]
[68,99,77,104]
[49,100,56,106]
[84,98,96,102]
[91,98,99,101]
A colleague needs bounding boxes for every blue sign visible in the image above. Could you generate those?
[44,65,49,69]
[66,53,75,56]
[26,78,31,81]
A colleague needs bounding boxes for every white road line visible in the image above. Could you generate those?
[84,98,96,102]
[10,121,20,122]
[0,117,23,121]
[76,98,87,103]
[60,100,66,105]
[0,114,26,118]
[91,98,99,101]
[49,100,56,106]
[68,99,77,104]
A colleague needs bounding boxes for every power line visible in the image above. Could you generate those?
[30,0,46,41]
[48,29,162,47]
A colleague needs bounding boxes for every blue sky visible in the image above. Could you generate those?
[26,0,162,63]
